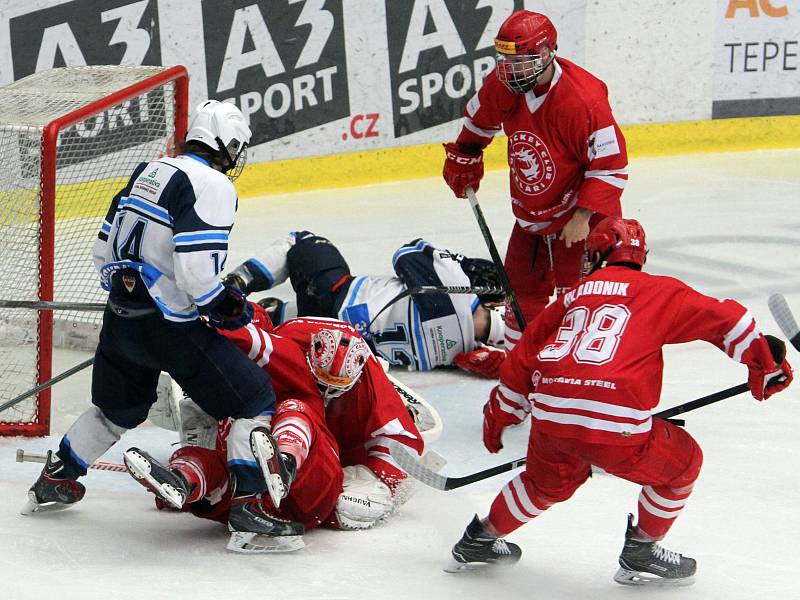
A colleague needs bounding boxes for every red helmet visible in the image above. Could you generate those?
[308,328,371,401]
[495,11,558,93]
[586,217,647,269]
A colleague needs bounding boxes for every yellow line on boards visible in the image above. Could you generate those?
[235,115,800,198]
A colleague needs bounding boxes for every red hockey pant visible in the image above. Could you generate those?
[169,424,343,531]
[487,418,703,540]
[503,217,604,349]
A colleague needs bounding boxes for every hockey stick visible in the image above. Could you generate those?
[0,357,95,414]
[768,293,800,352]
[366,284,505,331]
[0,300,106,311]
[16,449,126,473]
[390,382,750,490]
[465,187,526,330]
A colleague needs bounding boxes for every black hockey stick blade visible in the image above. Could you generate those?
[388,439,525,491]
[768,293,800,352]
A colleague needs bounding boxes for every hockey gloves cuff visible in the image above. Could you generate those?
[454,346,507,379]
[206,286,253,331]
[747,334,793,401]
[483,385,527,453]
[443,142,484,198]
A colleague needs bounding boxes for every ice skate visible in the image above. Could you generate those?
[123,447,190,509]
[249,426,296,508]
[227,493,304,554]
[444,515,522,572]
[21,451,86,515]
[614,514,696,586]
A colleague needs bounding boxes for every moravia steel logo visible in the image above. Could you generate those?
[202,0,349,146]
[508,131,556,195]
[386,0,525,138]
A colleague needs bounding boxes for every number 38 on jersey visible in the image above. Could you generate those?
[538,304,631,365]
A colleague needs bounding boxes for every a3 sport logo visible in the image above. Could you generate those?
[387,0,526,137]
[203,0,350,145]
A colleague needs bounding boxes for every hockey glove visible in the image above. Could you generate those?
[454,346,507,379]
[747,334,793,401]
[221,259,273,295]
[483,385,527,453]
[333,465,393,530]
[206,286,253,331]
[443,142,484,198]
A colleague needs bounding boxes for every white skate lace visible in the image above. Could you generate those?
[492,539,512,555]
[651,543,680,565]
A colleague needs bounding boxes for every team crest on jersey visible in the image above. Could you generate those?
[122,273,137,293]
[508,131,556,195]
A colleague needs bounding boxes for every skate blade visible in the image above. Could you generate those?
[249,430,285,509]
[20,490,74,516]
[443,557,491,573]
[613,567,695,587]
[226,531,304,554]
[123,450,184,509]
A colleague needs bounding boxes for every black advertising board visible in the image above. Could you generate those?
[386,0,525,138]
[202,0,350,145]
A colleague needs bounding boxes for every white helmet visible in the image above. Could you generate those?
[486,305,506,348]
[307,329,371,402]
[185,100,251,176]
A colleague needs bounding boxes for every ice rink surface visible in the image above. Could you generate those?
[1,148,799,599]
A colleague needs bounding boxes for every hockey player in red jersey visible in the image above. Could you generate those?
[447,217,793,584]
[124,304,425,553]
[443,10,627,351]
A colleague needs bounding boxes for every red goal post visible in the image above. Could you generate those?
[0,65,188,436]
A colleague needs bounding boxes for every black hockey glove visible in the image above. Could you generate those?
[206,286,253,331]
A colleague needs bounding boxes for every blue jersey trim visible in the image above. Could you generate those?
[392,239,429,266]
[119,197,172,225]
[471,297,480,312]
[183,153,210,166]
[247,258,274,288]
[344,276,366,309]
[174,231,230,244]
[228,458,260,469]
[195,283,224,305]
[411,304,429,370]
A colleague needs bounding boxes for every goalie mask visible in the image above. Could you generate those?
[495,11,557,94]
[308,329,371,402]
[584,217,647,275]
[185,100,251,180]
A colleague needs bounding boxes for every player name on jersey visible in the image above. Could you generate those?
[562,280,630,308]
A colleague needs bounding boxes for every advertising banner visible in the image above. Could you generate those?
[0,0,586,163]
[713,0,800,118]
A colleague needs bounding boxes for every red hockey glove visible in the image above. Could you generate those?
[747,334,793,401]
[483,385,526,453]
[454,346,507,379]
[443,142,484,198]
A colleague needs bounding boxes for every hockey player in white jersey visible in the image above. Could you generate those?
[24,100,301,545]
[223,232,508,377]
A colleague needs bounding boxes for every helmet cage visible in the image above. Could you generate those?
[496,51,551,94]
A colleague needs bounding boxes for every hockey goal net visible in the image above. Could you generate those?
[0,65,188,436]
